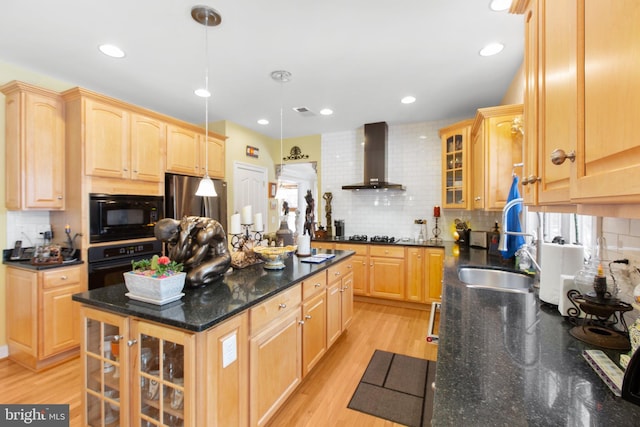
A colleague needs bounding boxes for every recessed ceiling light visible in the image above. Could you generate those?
[319,108,333,116]
[401,96,416,104]
[489,0,511,11]
[257,119,269,125]
[194,88,211,98]
[98,44,125,58]
[479,42,504,57]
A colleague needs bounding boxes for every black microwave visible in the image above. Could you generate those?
[89,194,164,243]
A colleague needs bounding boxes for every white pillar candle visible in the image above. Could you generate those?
[254,213,263,231]
[241,205,252,224]
[230,214,241,235]
[297,234,311,256]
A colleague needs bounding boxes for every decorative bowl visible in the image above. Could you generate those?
[253,245,297,270]
[123,271,186,304]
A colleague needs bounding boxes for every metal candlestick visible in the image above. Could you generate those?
[430,217,442,244]
[230,223,263,251]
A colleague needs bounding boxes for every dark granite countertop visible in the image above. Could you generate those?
[313,236,445,248]
[432,243,640,426]
[3,259,84,271]
[72,250,353,333]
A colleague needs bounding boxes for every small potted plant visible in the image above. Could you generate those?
[124,255,186,304]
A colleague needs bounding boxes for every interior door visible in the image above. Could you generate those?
[233,162,267,230]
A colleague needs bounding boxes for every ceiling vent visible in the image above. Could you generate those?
[293,106,315,117]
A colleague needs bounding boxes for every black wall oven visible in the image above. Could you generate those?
[89,194,163,243]
[87,240,162,290]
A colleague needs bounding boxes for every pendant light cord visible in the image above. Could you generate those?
[203,12,210,176]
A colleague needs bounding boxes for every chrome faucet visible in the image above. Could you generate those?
[498,197,543,273]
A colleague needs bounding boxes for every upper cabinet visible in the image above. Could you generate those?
[439,119,473,209]
[1,81,65,210]
[515,0,640,213]
[166,124,225,179]
[64,89,164,184]
[572,0,640,204]
[471,104,524,211]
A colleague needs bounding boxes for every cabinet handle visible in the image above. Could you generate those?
[57,195,63,200]
[298,320,305,325]
[334,271,340,276]
[123,168,128,172]
[133,169,138,173]
[522,175,541,185]
[305,314,312,320]
[550,148,576,165]
[112,335,124,342]
[127,339,138,347]
[278,303,287,309]
[60,275,68,280]
[314,283,321,288]
[474,196,481,201]
[347,264,352,269]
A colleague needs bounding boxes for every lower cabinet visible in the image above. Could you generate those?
[80,306,249,427]
[369,245,406,300]
[249,285,302,427]
[406,247,445,303]
[327,261,354,348]
[301,271,328,377]
[6,265,84,371]
[335,242,368,296]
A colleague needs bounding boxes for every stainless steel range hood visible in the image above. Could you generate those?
[342,122,405,191]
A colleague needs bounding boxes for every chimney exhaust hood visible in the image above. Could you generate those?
[342,122,405,191]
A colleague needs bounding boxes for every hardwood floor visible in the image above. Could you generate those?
[0,301,438,427]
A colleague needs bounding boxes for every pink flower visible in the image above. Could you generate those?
[158,256,171,265]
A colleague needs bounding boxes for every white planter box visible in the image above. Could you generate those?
[124,272,186,305]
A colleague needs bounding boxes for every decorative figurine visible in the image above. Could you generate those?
[155,216,231,288]
[304,190,316,238]
[323,192,333,237]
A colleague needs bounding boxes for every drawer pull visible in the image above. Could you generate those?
[60,275,68,280]
[334,271,340,276]
[305,315,312,320]
[347,265,352,269]
[550,148,576,165]
[314,283,321,288]
[298,320,305,325]
[278,303,287,309]
[127,339,137,347]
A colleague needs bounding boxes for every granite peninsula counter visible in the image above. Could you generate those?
[432,244,640,426]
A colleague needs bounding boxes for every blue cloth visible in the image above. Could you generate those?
[500,175,526,259]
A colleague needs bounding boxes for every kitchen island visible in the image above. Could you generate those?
[433,244,640,426]
[72,249,354,427]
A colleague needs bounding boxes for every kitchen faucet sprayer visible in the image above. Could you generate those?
[498,198,543,273]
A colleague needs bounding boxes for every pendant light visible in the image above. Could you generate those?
[192,5,222,197]
[271,70,292,200]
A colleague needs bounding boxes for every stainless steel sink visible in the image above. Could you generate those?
[457,266,534,293]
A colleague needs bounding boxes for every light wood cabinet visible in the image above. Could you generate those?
[6,265,84,371]
[85,98,164,183]
[440,119,473,209]
[310,241,336,251]
[166,124,226,179]
[406,247,444,303]
[335,242,369,296]
[471,104,524,211]
[326,261,354,348]
[249,289,302,427]
[369,245,406,300]
[301,291,326,376]
[80,306,248,427]
[1,81,65,210]
[572,0,640,204]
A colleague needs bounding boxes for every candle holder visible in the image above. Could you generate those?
[430,217,442,244]
[230,223,263,251]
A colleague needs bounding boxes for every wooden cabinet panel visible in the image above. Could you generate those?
[572,0,640,203]
[521,0,539,205]
[370,256,405,300]
[406,247,424,302]
[201,135,225,179]
[311,241,335,251]
[41,283,83,357]
[6,268,38,355]
[425,248,444,302]
[84,97,130,179]
[301,292,327,376]
[440,120,473,209]
[537,0,575,204]
[471,104,524,211]
[130,113,165,182]
[302,271,327,300]
[249,310,302,427]
[249,285,301,334]
[326,281,342,347]
[341,273,354,331]
[1,81,65,210]
[205,312,249,427]
[166,124,200,175]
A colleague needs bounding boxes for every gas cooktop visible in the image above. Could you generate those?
[347,235,396,243]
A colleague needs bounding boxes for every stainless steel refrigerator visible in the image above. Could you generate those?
[164,173,228,232]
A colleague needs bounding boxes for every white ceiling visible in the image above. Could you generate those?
[0,0,523,139]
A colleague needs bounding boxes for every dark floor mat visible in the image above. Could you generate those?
[347,349,436,427]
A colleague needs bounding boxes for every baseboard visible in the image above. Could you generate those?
[0,344,8,359]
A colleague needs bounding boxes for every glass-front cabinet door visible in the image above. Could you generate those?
[439,119,473,209]
[81,306,129,427]
[131,320,196,427]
